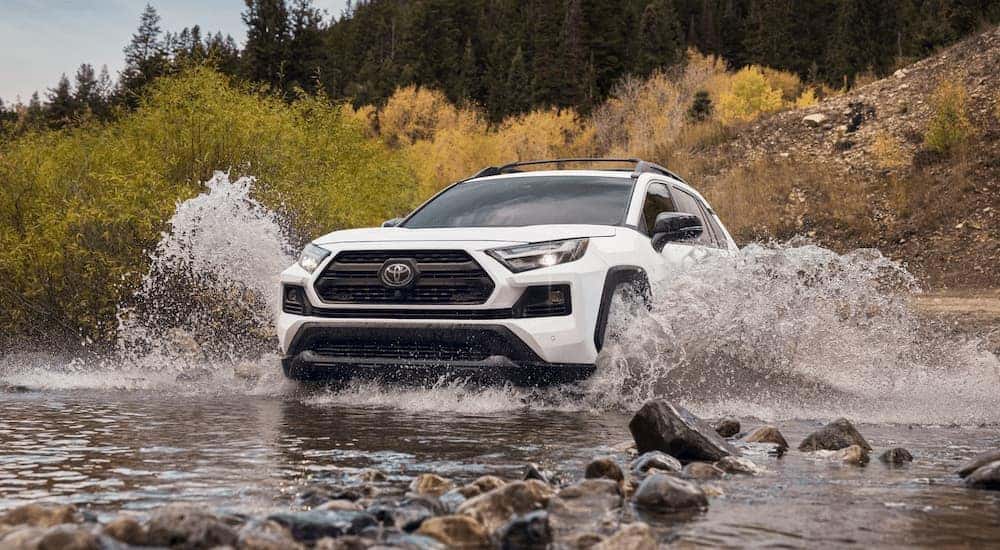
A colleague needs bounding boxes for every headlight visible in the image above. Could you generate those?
[298,243,331,273]
[486,238,589,273]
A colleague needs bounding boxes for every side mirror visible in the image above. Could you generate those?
[652,212,702,243]
[382,218,404,228]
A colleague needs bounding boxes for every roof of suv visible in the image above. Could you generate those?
[467,158,688,183]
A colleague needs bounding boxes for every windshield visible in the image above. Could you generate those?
[402,175,633,228]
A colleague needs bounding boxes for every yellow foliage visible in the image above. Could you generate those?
[342,102,378,138]
[924,79,974,154]
[717,66,784,124]
[761,67,802,102]
[872,131,908,169]
[794,88,818,109]
[378,85,465,147]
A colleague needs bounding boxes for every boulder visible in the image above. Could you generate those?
[36,525,99,550]
[630,400,737,462]
[0,504,78,528]
[457,475,507,499]
[798,418,871,452]
[146,504,238,549]
[498,511,550,550]
[713,417,741,438]
[715,456,762,475]
[879,448,914,465]
[237,519,303,550]
[547,479,622,542]
[457,480,554,534]
[368,496,443,532]
[318,499,363,511]
[965,461,1000,490]
[836,445,870,466]
[957,450,1000,477]
[593,522,656,550]
[103,515,146,546]
[409,473,455,497]
[416,515,491,548]
[633,474,708,512]
[803,113,828,127]
[743,426,789,449]
[630,451,682,476]
[584,457,624,483]
[378,531,447,550]
[267,510,377,544]
[682,462,724,480]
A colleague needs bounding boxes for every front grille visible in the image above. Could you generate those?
[315,250,494,305]
[313,341,492,362]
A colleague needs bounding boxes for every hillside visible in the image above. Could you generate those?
[699,25,1000,289]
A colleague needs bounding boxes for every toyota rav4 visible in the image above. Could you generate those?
[278,158,736,385]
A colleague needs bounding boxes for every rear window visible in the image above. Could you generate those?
[403,175,633,228]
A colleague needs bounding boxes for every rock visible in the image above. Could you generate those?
[715,456,763,475]
[743,426,789,449]
[103,515,146,546]
[798,418,871,452]
[802,113,828,127]
[298,484,370,506]
[894,68,907,78]
[879,448,914,465]
[314,535,369,550]
[368,496,443,532]
[561,532,606,547]
[965,461,1000,490]
[630,451,682,475]
[522,463,549,484]
[457,480,554,534]
[36,525,100,550]
[416,515,491,548]
[593,522,656,550]
[584,457,624,483]
[237,520,303,550]
[633,474,708,512]
[378,532,447,550]
[318,499,363,511]
[457,475,507,499]
[682,462,725,480]
[0,504,78,527]
[409,473,455,497]
[629,400,737,462]
[957,450,1000,477]
[0,527,47,548]
[354,469,388,482]
[547,479,622,542]
[498,511,550,550]
[713,417,741,438]
[836,445,870,465]
[145,504,238,549]
[267,510,377,544]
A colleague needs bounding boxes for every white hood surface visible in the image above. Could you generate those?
[313,225,617,247]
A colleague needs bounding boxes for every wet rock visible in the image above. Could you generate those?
[237,519,302,550]
[803,113,828,127]
[314,535,369,550]
[584,457,624,483]
[798,418,871,452]
[561,532,605,547]
[353,468,388,482]
[629,400,737,462]
[716,456,763,475]
[547,479,622,542]
[415,515,491,548]
[369,496,443,532]
[682,462,725,480]
[318,499,363,511]
[409,473,455,497]
[498,510,550,550]
[456,475,507,499]
[298,485,370,506]
[633,474,708,512]
[743,426,789,449]
[457,480,554,534]
[145,504,237,549]
[103,515,146,546]
[630,451,682,476]
[522,463,550,484]
[594,522,656,550]
[267,510,377,544]
[713,417,741,438]
[34,525,100,550]
[957,450,1000,477]
[379,531,447,550]
[0,527,47,549]
[836,445,870,465]
[879,448,914,465]
[0,503,78,527]
[965,461,1000,490]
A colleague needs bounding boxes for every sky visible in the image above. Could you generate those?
[0,0,349,104]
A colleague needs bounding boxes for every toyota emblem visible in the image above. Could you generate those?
[379,261,416,288]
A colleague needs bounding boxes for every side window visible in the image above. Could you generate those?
[701,203,729,248]
[640,183,676,234]
[670,187,720,247]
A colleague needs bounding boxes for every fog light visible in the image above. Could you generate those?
[548,288,566,305]
[516,284,572,317]
[282,284,307,315]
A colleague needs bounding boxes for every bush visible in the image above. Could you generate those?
[0,67,415,344]
[872,131,909,169]
[687,90,713,122]
[377,85,467,147]
[924,79,974,154]
[717,66,784,124]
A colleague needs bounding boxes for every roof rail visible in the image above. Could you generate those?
[465,158,687,183]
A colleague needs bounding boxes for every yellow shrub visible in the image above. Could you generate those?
[924,79,974,154]
[717,66,784,124]
[377,85,465,147]
[872,131,908,169]
[497,109,590,161]
[761,67,802,102]
[794,88,818,109]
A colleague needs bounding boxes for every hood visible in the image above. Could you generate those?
[313,224,616,246]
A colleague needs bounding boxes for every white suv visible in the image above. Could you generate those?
[278,159,736,385]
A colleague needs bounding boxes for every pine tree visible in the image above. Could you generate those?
[505,46,532,115]
[46,74,76,128]
[242,0,292,90]
[560,0,588,108]
[287,0,325,93]
[120,4,167,103]
[73,64,99,115]
[457,38,479,101]
[638,0,684,75]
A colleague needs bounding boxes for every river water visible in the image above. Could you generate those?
[1,174,998,547]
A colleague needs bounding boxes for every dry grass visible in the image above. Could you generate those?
[872,130,909,169]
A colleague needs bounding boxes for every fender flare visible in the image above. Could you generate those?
[594,266,651,351]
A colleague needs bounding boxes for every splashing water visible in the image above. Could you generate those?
[1,173,996,423]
